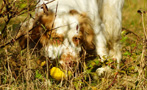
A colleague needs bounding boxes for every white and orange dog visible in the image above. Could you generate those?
[18,0,124,75]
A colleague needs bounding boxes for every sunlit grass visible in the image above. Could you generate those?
[0,0,147,89]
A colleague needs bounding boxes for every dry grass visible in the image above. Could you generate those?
[0,0,147,90]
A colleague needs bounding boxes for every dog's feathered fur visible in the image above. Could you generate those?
[18,0,124,74]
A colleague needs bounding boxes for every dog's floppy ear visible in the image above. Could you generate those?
[78,13,95,50]
[80,21,95,50]
[31,4,55,47]
[18,4,55,49]
[69,10,95,50]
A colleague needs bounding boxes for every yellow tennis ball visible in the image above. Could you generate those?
[50,67,65,81]
[40,61,46,67]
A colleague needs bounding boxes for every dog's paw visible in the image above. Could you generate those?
[96,66,111,76]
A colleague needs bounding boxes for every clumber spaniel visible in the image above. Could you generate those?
[18,0,124,74]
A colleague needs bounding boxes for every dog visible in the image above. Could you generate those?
[18,0,124,75]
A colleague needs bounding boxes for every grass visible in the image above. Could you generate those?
[0,0,147,90]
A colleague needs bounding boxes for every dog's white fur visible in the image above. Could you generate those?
[23,0,124,74]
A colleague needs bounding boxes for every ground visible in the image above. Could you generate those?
[0,0,147,90]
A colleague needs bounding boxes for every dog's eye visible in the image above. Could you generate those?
[73,36,82,46]
[50,36,64,45]
[53,37,59,40]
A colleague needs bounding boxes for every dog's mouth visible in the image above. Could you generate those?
[59,53,80,70]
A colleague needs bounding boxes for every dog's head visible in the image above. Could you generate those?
[19,9,95,68]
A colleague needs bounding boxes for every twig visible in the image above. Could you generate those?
[0,1,5,16]
[137,10,147,38]
[1,0,36,39]
[122,27,141,56]
[106,72,118,90]
[36,0,56,9]
[138,9,147,82]
[140,10,147,67]
[0,20,69,49]
[48,1,58,40]
[1,0,11,38]
[0,22,37,48]
[122,27,141,40]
